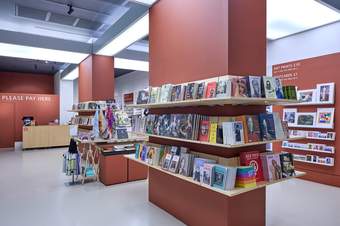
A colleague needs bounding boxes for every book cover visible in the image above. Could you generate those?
[196,82,206,99]
[240,151,264,182]
[231,77,249,97]
[279,153,295,178]
[136,89,149,104]
[159,84,173,103]
[168,155,181,173]
[177,114,194,140]
[225,167,237,190]
[258,113,276,141]
[185,83,198,100]
[209,122,218,143]
[273,112,285,140]
[193,158,216,182]
[262,77,276,99]
[198,120,210,142]
[261,153,282,181]
[201,163,215,186]
[232,121,245,144]
[178,153,190,176]
[248,76,262,98]
[205,82,217,98]
[242,115,262,143]
[212,165,227,190]
[158,114,172,136]
[275,78,285,99]
[149,87,160,103]
[216,79,232,98]
[170,85,180,102]
[162,153,173,170]
[116,127,128,139]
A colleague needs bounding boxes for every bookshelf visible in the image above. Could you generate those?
[146,134,304,149]
[283,146,335,154]
[294,158,334,167]
[68,109,98,113]
[125,154,305,197]
[127,97,301,109]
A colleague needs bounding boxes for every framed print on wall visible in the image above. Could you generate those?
[283,108,297,126]
[316,108,335,129]
[297,89,316,103]
[316,82,335,104]
[296,112,316,127]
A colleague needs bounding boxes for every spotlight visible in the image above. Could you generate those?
[67,4,74,15]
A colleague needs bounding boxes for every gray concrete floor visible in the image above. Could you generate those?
[0,147,339,226]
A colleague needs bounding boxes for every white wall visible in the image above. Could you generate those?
[73,78,79,104]
[267,21,340,75]
[59,80,75,124]
[114,70,149,108]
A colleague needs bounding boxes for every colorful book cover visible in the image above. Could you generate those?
[193,158,216,182]
[168,155,180,173]
[262,77,276,99]
[279,153,295,178]
[205,82,217,98]
[248,76,262,98]
[158,114,172,136]
[209,122,218,143]
[196,82,206,99]
[258,113,276,141]
[198,120,210,142]
[201,163,215,186]
[170,85,180,102]
[239,151,264,182]
[185,83,198,100]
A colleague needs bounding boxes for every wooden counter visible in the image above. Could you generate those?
[22,125,70,149]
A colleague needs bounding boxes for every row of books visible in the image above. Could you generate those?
[144,112,289,145]
[136,76,298,105]
[135,143,296,191]
[70,116,94,126]
[72,101,107,110]
[289,130,336,141]
[293,154,334,166]
[282,141,335,153]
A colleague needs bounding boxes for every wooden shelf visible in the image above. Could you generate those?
[125,154,305,197]
[68,109,97,113]
[289,125,333,129]
[283,102,334,106]
[146,134,304,148]
[282,146,335,154]
[294,158,334,167]
[127,97,301,109]
[73,135,148,144]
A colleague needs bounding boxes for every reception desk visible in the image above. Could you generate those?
[22,125,70,149]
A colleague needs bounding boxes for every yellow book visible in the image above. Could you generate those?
[209,122,218,143]
[235,182,257,188]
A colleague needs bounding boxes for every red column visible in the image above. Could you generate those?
[79,54,114,101]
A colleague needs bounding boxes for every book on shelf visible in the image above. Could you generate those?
[259,113,276,141]
[216,78,232,98]
[222,121,245,145]
[201,163,215,186]
[274,78,285,99]
[240,151,264,182]
[261,153,282,181]
[159,84,173,103]
[196,82,206,99]
[116,127,128,139]
[262,77,276,99]
[149,87,161,103]
[185,82,199,100]
[208,121,218,143]
[198,118,210,142]
[240,115,262,143]
[137,88,149,104]
[248,76,262,98]
[212,165,237,190]
[279,153,295,178]
[205,82,217,98]
[170,85,182,102]
[236,166,256,188]
[231,76,249,97]
[193,158,216,182]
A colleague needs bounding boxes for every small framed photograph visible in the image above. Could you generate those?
[283,108,297,126]
[296,112,316,127]
[297,89,316,103]
[316,108,335,129]
[316,83,335,104]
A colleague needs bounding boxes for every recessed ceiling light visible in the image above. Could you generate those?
[96,13,149,56]
[115,58,149,72]
[62,67,79,80]
[0,42,88,64]
[267,0,340,40]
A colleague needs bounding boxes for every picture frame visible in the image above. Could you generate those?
[297,89,316,103]
[316,108,335,129]
[296,112,316,127]
[316,82,335,104]
[283,108,297,126]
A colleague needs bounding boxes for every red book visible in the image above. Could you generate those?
[205,82,217,98]
[198,120,210,142]
[240,151,264,182]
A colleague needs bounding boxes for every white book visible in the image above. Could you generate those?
[160,84,173,103]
